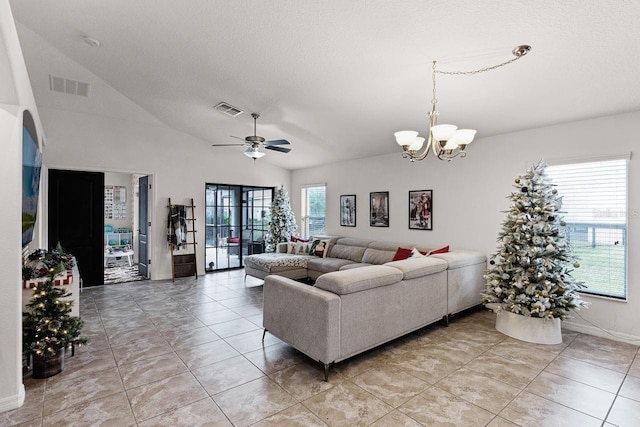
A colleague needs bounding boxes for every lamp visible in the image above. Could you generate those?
[244,147,265,159]
[396,45,531,162]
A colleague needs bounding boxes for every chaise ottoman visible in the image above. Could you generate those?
[243,253,314,280]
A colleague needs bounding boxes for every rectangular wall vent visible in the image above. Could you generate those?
[214,102,244,117]
[49,75,90,97]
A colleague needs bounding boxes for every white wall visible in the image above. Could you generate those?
[0,0,46,412]
[42,107,291,280]
[292,111,639,342]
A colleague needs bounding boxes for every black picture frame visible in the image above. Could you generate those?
[340,195,356,227]
[409,190,432,230]
[370,191,389,227]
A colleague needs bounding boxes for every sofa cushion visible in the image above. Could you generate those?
[307,257,356,274]
[315,265,403,295]
[339,263,371,271]
[384,257,447,280]
[362,247,397,264]
[329,238,372,262]
[430,250,486,269]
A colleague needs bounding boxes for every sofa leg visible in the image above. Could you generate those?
[442,314,449,327]
[262,329,268,341]
[323,363,331,382]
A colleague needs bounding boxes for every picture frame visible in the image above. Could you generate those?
[340,195,356,227]
[370,191,389,227]
[409,190,432,230]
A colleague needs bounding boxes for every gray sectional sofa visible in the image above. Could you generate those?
[247,237,487,380]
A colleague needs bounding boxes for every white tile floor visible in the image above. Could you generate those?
[4,269,640,426]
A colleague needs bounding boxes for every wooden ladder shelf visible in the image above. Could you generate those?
[168,197,198,282]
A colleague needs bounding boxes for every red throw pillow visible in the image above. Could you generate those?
[229,237,239,244]
[291,236,309,243]
[428,245,449,255]
[392,247,413,261]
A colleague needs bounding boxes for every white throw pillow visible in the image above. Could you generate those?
[409,247,427,258]
[294,242,311,254]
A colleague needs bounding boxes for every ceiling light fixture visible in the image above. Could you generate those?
[244,146,266,160]
[395,45,531,162]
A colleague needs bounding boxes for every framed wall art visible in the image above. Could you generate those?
[370,191,389,227]
[409,190,432,230]
[340,194,356,227]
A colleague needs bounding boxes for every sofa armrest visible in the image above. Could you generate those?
[263,275,341,364]
[429,250,486,269]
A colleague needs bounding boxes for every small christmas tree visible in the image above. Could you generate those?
[265,185,297,252]
[482,161,588,320]
[23,262,87,359]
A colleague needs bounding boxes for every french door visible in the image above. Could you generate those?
[205,184,273,271]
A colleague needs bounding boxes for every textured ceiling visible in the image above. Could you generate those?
[9,0,640,170]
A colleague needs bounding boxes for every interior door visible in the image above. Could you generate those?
[48,169,104,287]
[138,175,149,278]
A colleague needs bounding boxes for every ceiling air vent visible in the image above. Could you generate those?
[49,75,90,97]
[214,102,244,117]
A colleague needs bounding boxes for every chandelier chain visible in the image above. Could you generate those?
[435,46,530,76]
[431,61,437,106]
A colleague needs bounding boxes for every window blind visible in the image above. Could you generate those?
[301,185,326,238]
[547,159,628,299]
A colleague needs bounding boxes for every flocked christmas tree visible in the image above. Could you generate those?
[23,262,88,359]
[265,185,297,252]
[482,161,588,320]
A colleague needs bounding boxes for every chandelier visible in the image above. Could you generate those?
[395,45,531,162]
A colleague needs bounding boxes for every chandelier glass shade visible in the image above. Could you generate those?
[396,45,530,162]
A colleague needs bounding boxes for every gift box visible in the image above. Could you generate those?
[23,271,73,289]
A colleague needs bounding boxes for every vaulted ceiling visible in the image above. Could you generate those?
[9,0,640,170]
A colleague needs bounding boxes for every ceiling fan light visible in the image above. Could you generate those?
[244,148,265,159]
[430,124,457,141]
[394,131,419,147]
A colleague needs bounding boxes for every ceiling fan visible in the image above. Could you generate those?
[212,113,291,159]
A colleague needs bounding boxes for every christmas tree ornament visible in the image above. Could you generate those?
[515,178,521,184]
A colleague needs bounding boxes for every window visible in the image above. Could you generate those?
[301,185,326,238]
[547,158,628,299]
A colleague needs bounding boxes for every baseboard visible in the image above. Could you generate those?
[0,384,25,413]
[562,320,640,345]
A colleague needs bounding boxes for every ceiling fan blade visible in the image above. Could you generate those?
[211,143,245,147]
[230,135,247,141]
[265,139,290,146]
[265,145,291,153]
